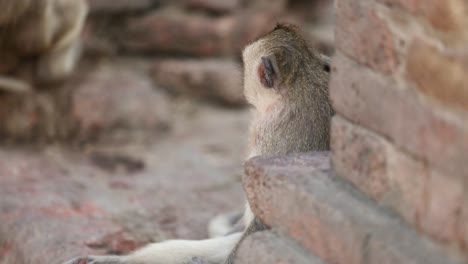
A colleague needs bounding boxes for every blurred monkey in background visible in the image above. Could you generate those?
[0,0,88,92]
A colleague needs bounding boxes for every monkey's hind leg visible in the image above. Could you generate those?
[65,256,211,264]
[64,255,122,264]
[37,0,88,82]
[208,211,244,238]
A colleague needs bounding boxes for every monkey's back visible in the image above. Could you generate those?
[248,97,332,158]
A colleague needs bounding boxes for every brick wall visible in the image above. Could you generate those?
[331,0,468,253]
[238,0,467,263]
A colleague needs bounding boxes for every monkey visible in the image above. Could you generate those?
[0,0,88,92]
[222,23,333,264]
[63,23,333,264]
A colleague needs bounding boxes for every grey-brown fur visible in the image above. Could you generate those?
[246,24,333,157]
[0,0,33,24]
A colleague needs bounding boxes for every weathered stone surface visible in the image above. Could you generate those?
[0,104,249,264]
[71,61,171,142]
[330,52,468,181]
[244,152,466,264]
[331,116,466,251]
[377,0,468,34]
[331,115,423,226]
[151,59,244,106]
[335,0,400,74]
[0,88,70,141]
[460,195,468,251]
[406,39,468,113]
[423,165,466,248]
[184,0,242,13]
[122,7,276,56]
[246,0,287,12]
[236,231,324,264]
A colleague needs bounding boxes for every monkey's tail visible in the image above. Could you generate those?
[208,211,244,238]
[0,76,32,93]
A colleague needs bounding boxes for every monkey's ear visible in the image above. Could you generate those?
[258,55,281,89]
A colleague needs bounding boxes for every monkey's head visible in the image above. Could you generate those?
[242,23,330,111]
[0,0,33,25]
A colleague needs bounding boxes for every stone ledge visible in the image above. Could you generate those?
[243,152,466,264]
[236,231,324,264]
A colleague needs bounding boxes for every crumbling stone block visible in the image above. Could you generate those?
[243,152,466,264]
[236,231,324,264]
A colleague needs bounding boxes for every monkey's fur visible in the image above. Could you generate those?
[243,24,332,157]
[0,0,88,92]
[64,23,333,264]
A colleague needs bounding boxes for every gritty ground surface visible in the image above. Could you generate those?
[0,103,250,264]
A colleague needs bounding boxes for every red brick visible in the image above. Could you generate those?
[71,62,171,141]
[236,231,324,264]
[151,59,245,106]
[335,0,400,74]
[244,152,466,264]
[331,116,425,225]
[330,52,468,181]
[423,167,465,245]
[377,0,468,33]
[122,8,276,56]
[406,39,468,113]
[88,0,156,13]
[331,116,466,250]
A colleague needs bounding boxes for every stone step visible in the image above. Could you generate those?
[236,231,325,264]
[243,152,467,264]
